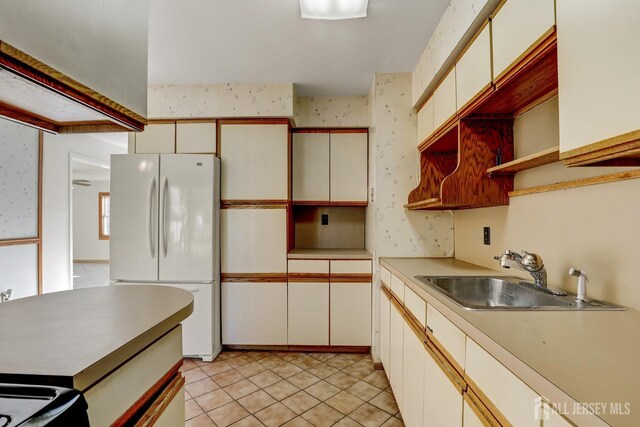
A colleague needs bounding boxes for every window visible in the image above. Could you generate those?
[99,192,110,240]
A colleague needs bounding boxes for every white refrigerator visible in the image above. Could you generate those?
[110,154,221,361]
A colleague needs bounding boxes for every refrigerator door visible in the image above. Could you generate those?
[110,154,159,282]
[159,155,214,282]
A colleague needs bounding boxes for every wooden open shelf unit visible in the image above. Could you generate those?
[406,30,558,210]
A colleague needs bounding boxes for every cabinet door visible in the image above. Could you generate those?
[492,0,555,79]
[330,133,368,203]
[288,282,329,345]
[433,68,457,131]
[220,124,288,200]
[389,302,404,408]
[221,208,287,274]
[426,304,465,370]
[423,349,463,427]
[330,281,371,346]
[176,121,216,154]
[456,24,491,110]
[380,289,391,373]
[402,323,425,427]
[135,124,175,153]
[292,133,330,202]
[417,97,435,145]
[222,282,287,345]
[557,0,640,154]
[465,339,540,427]
[462,400,484,427]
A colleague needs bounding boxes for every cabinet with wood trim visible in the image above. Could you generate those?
[292,130,368,205]
[557,0,640,166]
[455,23,492,113]
[388,297,404,408]
[417,97,435,146]
[402,321,425,427]
[287,260,330,346]
[423,341,464,427]
[433,68,457,134]
[380,285,391,371]
[134,121,217,154]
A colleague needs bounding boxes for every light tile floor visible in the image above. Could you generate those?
[183,351,403,427]
[73,262,110,289]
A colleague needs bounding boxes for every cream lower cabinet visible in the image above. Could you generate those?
[402,322,425,427]
[288,281,329,345]
[423,348,463,426]
[221,282,287,345]
[380,288,391,371]
[389,300,404,408]
[462,401,484,427]
[330,281,371,346]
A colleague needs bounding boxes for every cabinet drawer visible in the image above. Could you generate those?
[390,274,405,302]
[288,260,330,274]
[417,96,435,144]
[456,24,491,110]
[492,0,555,79]
[433,67,457,131]
[380,266,392,288]
[465,339,540,427]
[404,285,426,327]
[176,121,216,154]
[426,304,465,370]
[135,123,175,153]
[330,260,371,275]
[84,326,182,426]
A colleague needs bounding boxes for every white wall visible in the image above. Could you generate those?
[42,134,125,294]
[73,181,110,262]
[0,1,149,116]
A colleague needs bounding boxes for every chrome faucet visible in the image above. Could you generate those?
[0,289,12,303]
[494,250,567,296]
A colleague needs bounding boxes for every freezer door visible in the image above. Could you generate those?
[110,154,159,281]
[159,155,214,282]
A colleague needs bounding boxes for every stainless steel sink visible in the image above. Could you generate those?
[414,276,625,311]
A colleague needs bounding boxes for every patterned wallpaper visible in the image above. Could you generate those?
[147,83,295,118]
[369,73,454,259]
[412,0,489,105]
[0,118,39,239]
[294,96,370,127]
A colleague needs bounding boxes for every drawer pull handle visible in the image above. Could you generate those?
[426,325,434,334]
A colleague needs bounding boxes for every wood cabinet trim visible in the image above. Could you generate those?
[463,387,504,427]
[221,273,288,283]
[219,118,291,126]
[292,128,368,134]
[560,129,640,166]
[221,200,288,209]
[288,273,330,282]
[465,374,512,427]
[329,273,372,283]
[224,344,370,353]
[487,146,560,175]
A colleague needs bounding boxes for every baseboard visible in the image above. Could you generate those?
[73,259,109,264]
[223,344,371,354]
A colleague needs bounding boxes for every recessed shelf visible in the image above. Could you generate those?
[487,146,560,175]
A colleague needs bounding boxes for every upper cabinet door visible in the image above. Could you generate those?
[176,121,217,154]
[557,0,640,155]
[292,132,330,202]
[492,0,556,80]
[456,24,492,111]
[330,132,368,203]
[417,97,435,145]
[135,124,176,154]
[433,68,457,132]
[220,124,288,200]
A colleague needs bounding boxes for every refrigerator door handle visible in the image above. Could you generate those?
[161,175,169,257]
[147,177,156,258]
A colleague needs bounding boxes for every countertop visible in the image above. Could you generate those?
[381,257,640,427]
[288,248,372,260]
[0,286,193,391]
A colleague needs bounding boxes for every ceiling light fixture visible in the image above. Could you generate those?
[299,0,369,20]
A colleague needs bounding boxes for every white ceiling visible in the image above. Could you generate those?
[148,0,450,96]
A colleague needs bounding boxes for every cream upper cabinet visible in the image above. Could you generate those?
[292,132,330,202]
[389,301,404,408]
[380,289,391,372]
[402,323,425,427]
[221,282,287,345]
[134,123,175,154]
[221,208,287,273]
[417,97,435,145]
[330,132,368,203]
[176,121,216,154]
[433,68,457,132]
[220,124,288,200]
[426,304,466,370]
[456,24,491,110]
[330,281,371,346]
[492,0,556,79]
[466,339,540,427]
[423,349,463,427]
[557,0,640,154]
[288,281,329,345]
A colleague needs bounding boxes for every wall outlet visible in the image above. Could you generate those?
[483,227,491,245]
[321,214,329,225]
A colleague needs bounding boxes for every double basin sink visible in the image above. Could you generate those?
[415,276,624,311]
